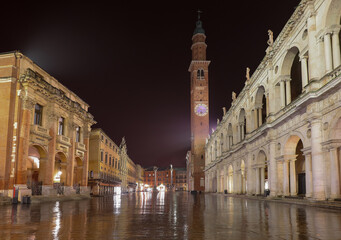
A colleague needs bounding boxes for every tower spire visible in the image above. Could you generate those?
[197,9,202,20]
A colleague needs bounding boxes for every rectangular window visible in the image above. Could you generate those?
[101,152,103,162]
[34,104,43,126]
[105,153,108,164]
[58,117,65,135]
[109,156,112,166]
[76,126,81,142]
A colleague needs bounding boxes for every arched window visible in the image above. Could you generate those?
[197,69,205,79]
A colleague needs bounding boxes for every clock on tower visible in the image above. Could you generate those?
[188,11,210,192]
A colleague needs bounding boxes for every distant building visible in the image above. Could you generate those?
[174,168,187,191]
[0,51,96,201]
[144,166,175,189]
[88,128,121,195]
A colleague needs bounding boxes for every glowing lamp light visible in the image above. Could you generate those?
[53,171,62,183]
[157,184,166,192]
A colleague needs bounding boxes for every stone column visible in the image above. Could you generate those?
[258,108,262,127]
[300,56,309,88]
[241,123,245,140]
[223,166,227,192]
[45,112,58,187]
[269,141,277,196]
[253,109,258,129]
[276,160,284,196]
[307,13,322,80]
[285,80,291,105]
[66,122,75,187]
[289,159,297,196]
[283,160,290,196]
[82,133,90,187]
[330,147,340,199]
[16,97,34,185]
[266,93,269,117]
[332,29,341,69]
[255,168,260,194]
[304,152,313,198]
[311,118,325,200]
[324,33,333,73]
[237,125,240,142]
[260,167,265,194]
[280,81,286,107]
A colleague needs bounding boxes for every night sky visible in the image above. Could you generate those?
[1,1,300,168]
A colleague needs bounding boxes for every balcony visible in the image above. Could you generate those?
[76,142,86,151]
[30,124,51,146]
[57,135,71,146]
[30,124,49,137]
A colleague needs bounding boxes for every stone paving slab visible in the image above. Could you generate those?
[216,193,341,210]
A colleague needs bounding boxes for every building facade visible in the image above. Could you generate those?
[188,13,210,192]
[88,128,121,195]
[136,164,145,191]
[174,168,187,191]
[144,166,175,189]
[0,52,95,201]
[205,0,341,201]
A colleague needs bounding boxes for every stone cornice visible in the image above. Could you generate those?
[19,68,95,124]
[188,60,211,72]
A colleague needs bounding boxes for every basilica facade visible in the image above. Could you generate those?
[205,0,341,200]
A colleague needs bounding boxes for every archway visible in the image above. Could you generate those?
[281,47,302,104]
[27,145,47,195]
[73,157,83,186]
[228,165,233,193]
[255,150,267,195]
[54,152,67,185]
[284,135,305,196]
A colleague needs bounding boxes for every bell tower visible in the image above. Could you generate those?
[188,11,210,191]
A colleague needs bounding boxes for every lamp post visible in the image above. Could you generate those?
[153,166,158,191]
[170,164,173,190]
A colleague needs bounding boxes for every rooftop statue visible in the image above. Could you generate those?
[267,30,274,46]
[246,67,250,82]
[232,91,237,101]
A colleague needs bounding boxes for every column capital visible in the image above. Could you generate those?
[279,75,291,82]
[299,55,309,61]
[321,139,341,151]
[22,96,36,110]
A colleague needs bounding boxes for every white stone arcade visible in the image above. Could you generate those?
[205,0,341,201]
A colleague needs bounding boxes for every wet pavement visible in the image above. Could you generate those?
[0,192,341,240]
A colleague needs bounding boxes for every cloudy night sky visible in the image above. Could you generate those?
[1,1,300,168]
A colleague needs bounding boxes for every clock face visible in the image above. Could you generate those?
[195,104,208,116]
